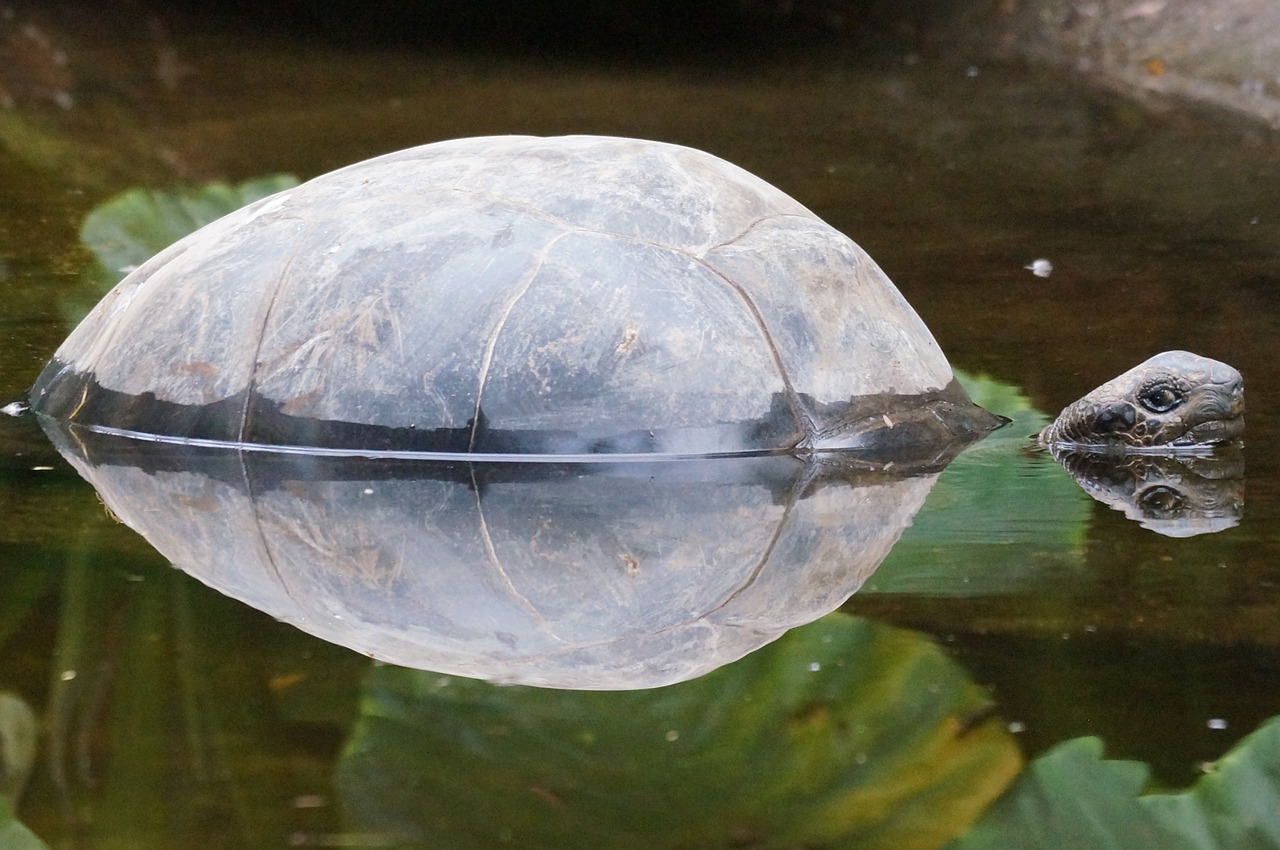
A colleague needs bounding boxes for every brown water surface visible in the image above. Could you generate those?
[2,7,1279,847]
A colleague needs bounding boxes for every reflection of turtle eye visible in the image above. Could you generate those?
[1138,485,1185,516]
[1139,384,1182,413]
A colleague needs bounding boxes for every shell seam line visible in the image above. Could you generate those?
[239,221,314,443]
[689,256,815,447]
[703,470,802,618]
[459,207,812,448]
[703,212,812,254]
[469,465,567,643]
[493,485,798,665]
[445,185,811,255]
[469,231,570,451]
[237,445,303,621]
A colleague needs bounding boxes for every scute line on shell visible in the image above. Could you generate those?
[238,222,317,618]
[688,256,812,447]
[703,212,816,255]
[469,231,571,451]
[240,222,315,443]
[471,483,799,668]
[459,197,809,447]
[468,464,567,644]
[444,184,812,255]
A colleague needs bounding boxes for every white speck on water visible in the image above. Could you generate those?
[965,65,980,77]
[117,264,138,275]
[1025,258,1053,277]
[1208,718,1228,730]
[1,402,27,417]
[362,488,374,495]
[32,466,53,472]
[291,795,328,809]
[855,752,868,764]
[1250,216,1260,225]
[665,730,679,742]
[808,662,821,672]
[1008,721,1027,733]
[60,670,76,681]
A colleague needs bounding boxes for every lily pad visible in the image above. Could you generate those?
[338,613,1022,850]
[80,175,299,281]
[0,797,48,850]
[947,717,1280,850]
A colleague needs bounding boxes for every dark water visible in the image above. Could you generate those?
[2,10,1280,849]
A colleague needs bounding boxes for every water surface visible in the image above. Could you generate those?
[1,14,1279,848]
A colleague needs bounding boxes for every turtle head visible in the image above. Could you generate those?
[1039,351,1244,451]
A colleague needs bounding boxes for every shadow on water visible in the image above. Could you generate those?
[2,2,1280,847]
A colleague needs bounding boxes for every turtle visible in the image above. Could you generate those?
[1038,350,1244,452]
[29,134,1004,462]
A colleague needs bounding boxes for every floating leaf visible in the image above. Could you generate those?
[1144,717,1280,849]
[338,613,1022,850]
[947,718,1280,850]
[0,797,48,850]
[76,175,298,292]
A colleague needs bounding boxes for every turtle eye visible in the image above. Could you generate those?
[1139,383,1182,413]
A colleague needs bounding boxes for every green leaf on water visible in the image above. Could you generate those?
[0,797,49,850]
[1143,717,1280,850]
[947,717,1280,850]
[338,613,1023,850]
[79,175,299,287]
[65,175,299,326]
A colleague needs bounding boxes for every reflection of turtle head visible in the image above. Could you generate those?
[1040,351,1243,451]
[1049,447,1244,537]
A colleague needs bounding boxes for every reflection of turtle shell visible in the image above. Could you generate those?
[44,422,942,689]
[31,135,998,458]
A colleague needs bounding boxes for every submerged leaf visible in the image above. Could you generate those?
[1143,717,1280,849]
[338,613,1022,850]
[948,718,1280,850]
[0,797,48,850]
[79,175,299,286]
[945,737,1173,850]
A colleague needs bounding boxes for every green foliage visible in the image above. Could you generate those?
[80,175,299,283]
[948,718,1280,850]
[867,370,1092,596]
[0,797,48,850]
[60,175,298,326]
[338,613,1022,850]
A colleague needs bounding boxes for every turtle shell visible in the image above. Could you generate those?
[31,135,998,458]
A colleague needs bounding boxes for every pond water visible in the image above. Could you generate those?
[2,11,1280,849]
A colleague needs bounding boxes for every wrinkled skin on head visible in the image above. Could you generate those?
[1039,351,1244,452]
